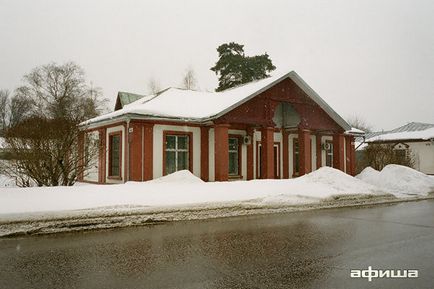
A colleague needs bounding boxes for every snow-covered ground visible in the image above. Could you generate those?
[0,167,386,216]
[356,165,434,197]
[0,165,432,236]
[1,165,433,218]
[0,174,16,188]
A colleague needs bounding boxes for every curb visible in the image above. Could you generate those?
[1,195,433,238]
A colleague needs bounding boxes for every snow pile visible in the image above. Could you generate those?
[303,166,380,195]
[356,165,434,197]
[0,175,16,188]
[258,167,385,205]
[0,167,388,216]
[147,170,204,184]
[356,167,381,184]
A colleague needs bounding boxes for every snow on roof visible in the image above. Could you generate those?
[366,127,434,142]
[346,127,365,135]
[366,122,434,142]
[82,70,350,130]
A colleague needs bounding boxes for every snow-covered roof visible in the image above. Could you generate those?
[82,70,351,130]
[346,127,365,135]
[366,122,434,142]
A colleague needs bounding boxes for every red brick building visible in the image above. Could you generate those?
[79,70,357,184]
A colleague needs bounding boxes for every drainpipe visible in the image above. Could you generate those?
[355,135,366,150]
[126,118,131,182]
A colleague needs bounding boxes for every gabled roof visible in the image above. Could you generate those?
[83,70,351,130]
[389,122,434,133]
[366,122,434,142]
[115,91,148,110]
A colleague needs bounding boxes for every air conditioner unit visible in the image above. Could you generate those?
[243,136,252,145]
[322,142,331,150]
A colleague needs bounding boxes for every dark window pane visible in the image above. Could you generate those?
[177,151,188,170]
[166,135,176,149]
[229,151,238,175]
[110,135,120,176]
[166,151,176,174]
[295,154,300,174]
[229,138,238,151]
[177,136,188,150]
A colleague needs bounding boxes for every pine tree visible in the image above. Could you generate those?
[211,42,276,91]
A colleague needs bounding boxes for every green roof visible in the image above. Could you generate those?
[115,91,146,110]
[118,91,144,106]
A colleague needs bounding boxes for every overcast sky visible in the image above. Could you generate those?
[1,0,433,130]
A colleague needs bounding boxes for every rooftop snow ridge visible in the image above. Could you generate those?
[81,69,351,131]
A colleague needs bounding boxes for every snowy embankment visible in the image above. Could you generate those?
[356,165,434,198]
[0,167,385,217]
[0,165,432,236]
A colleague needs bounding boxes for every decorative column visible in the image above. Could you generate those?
[345,135,356,176]
[282,130,289,179]
[246,128,254,180]
[316,134,322,169]
[298,128,312,176]
[333,133,345,171]
[142,124,154,181]
[214,124,229,181]
[129,122,143,181]
[200,127,210,181]
[261,127,274,179]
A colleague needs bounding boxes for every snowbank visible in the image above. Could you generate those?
[0,167,386,216]
[147,170,204,184]
[356,165,434,197]
[0,175,16,188]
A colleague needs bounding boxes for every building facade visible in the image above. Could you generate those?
[79,71,357,183]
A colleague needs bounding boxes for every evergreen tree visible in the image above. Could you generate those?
[211,42,276,91]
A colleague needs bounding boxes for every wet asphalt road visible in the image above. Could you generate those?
[1,200,434,289]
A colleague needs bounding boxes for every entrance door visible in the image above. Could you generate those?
[256,142,280,179]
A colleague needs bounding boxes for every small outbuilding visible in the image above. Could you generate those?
[79,70,357,183]
[365,122,434,175]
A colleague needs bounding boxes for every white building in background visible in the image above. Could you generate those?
[365,122,434,175]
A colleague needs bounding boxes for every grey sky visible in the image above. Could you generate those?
[1,0,433,130]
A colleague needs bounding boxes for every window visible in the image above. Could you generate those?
[108,132,122,177]
[165,134,190,175]
[229,137,240,176]
[394,149,407,159]
[325,140,333,167]
[293,138,299,176]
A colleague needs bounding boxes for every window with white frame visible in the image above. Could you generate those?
[165,134,190,175]
[228,137,240,176]
[325,140,333,167]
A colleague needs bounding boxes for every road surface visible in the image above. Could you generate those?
[1,200,433,289]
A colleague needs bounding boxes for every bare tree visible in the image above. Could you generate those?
[147,78,161,94]
[181,68,197,90]
[347,115,373,133]
[358,143,415,172]
[16,62,107,122]
[4,117,99,186]
[8,93,34,128]
[2,62,106,186]
[0,90,9,134]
